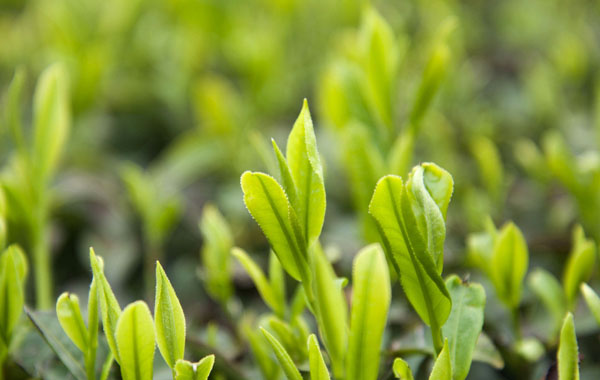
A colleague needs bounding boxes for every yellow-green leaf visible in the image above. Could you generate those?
[311,244,347,377]
[393,358,415,380]
[369,174,451,331]
[155,262,186,369]
[241,171,307,281]
[90,248,122,363]
[0,246,27,344]
[557,313,579,380]
[563,226,596,309]
[581,284,600,326]
[232,247,282,316]
[308,334,330,380]
[346,244,390,380]
[32,64,71,182]
[285,100,326,246]
[442,276,485,380]
[200,204,233,303]
[261,327,303,380]
[429,340,452,380]
[116,301,156,380]
[175,355,215,380]
[56,293,88,352]
[490,223,528,308]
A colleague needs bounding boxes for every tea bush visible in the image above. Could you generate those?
[1,0,600,379]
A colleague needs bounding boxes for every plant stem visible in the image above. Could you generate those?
[431,325,444,356]
[145,239,162,304]
[32,223,52,310]
[511,307,522,341]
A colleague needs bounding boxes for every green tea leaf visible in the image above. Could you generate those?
[393,358,415,380]
[0,245,27,343]
[359,7,398,134]
[369,175,451,330]
[90,248,122,363]
[429,340,452,380]
[581,283,600,325]
[557,313,579,380]
[32,63,70,183]
[442,276,485,380]
[346,244,390,380]
[199,204,233,303]
[5,68,26,156]
[241,171,308,281]
[155,262,186,369]
[472,333,504,369]
[272,139,298,207]
[116,301,156,380]
[311,245,347,377]
[563,225,596,309]
[56,293,88,352]
[409,27,452,132]
[232,247,282,316]
[469,136,504,202]
[268,317,306,361]
[242,322,280,380]
[490,222,528,308]
[528,269,567,332]
[308,334,330,380]
[261,327,303,380]
[174,355,215,380]
[285,100,326,246]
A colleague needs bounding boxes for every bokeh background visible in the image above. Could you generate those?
[2,0,600,378]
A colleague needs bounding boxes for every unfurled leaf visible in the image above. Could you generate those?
[346,244,390,380]
[241,171,308,281]
[581,283,600,325]
[563,226,596,309]
[56,293,88,352]
[175,355,215,380]
[155,262,186,369]
[200,204,233,303]
[116,301,156,380]
[369,172,451,337]
[359,7,398,134]
[285,100,326,247]
[557,313,579,380]
[490,222,528,308]
[243,322,279,380]
[308,334,330,380]
[429,340,452,380]
[311,245,347,377]
[268,317,306,361]
[409,23,453,132]
[393,358,415,380]
[528,269,567,333]
[232,247,283,317]
[470,136,504,201]
[442,276,485,380]
[32,64,70,183]
[5,68,26,155]
[90,248,122,363]
[261,327,303,380]
[272,139,298,207]
[472,333,504,369]
[0,245,27,344]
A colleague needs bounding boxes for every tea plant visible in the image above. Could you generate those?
[52,248,214,380]
[235,100,490,380]
[3,66,70,309]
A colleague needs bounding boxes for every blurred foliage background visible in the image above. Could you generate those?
[2,0,600,378]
